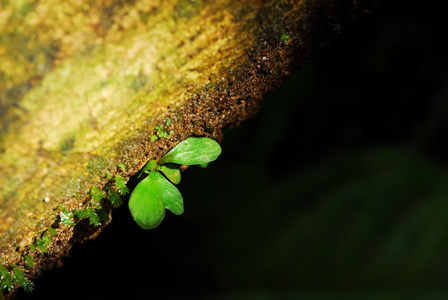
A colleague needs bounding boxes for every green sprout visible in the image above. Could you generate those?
[129,137,221,229]
[151,124,174,141]
[279,30,291,45]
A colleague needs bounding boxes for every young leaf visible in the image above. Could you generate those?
[153,171,184,215]
[128,172,166,229]
[159,137,222,165]
[159,164,181,184]
[138,160,158,178]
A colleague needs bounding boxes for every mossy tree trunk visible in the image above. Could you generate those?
[0,0,379,297]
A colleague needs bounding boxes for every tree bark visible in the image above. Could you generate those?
[0,0,379,296]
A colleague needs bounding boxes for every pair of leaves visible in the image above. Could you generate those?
[129,172,182,229]
[129,137,221,229]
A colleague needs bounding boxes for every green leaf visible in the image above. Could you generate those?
[159,137,222,165]
[153,171,184,215]
[128,172,166,229]
[159,164,181,184]
[138,160,158,178]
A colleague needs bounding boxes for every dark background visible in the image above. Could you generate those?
[19,0,448,298]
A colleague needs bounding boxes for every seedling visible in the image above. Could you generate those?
[129,137,221,229]
[279,30,291,45]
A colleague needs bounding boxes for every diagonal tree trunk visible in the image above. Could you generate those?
[0,0,379,297]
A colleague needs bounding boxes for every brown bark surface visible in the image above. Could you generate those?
[0,0,379,296]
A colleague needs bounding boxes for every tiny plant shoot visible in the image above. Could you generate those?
[129,137,222,229]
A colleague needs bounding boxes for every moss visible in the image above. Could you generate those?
[154,125,172,139]
[59,210,75,226]
[59,135,76,153]
[117,163,127,173]
[24,255,34,268]
[48,227,57,236]
[108,189,122,207]
[75,207,101,227]
[90,186,106,208]
[115,175,130,195]
[11,264,34,293]
[0,264,35,296]
[0,265,14,294]
[87,156,108,174]
[36,231,51,253]
[97,208,109,224]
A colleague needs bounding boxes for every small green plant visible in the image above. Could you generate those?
[150,124,174,141]
[129,137,221,229]
[279,30,291,45]
[59,209,75,226]
[10,265,34,293]
[117,163,127,173]
[108,189,123,207]
[90,186,105,206]
[24,255,34,268]
[115,175,130,195]
[36,231,51,253]
[75,207,101,226]
[0,265,14,296]
[0,264,34,297]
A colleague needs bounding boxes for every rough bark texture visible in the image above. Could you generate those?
[0,0,379,297]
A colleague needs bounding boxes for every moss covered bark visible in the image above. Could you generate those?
[0,0,379,297]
